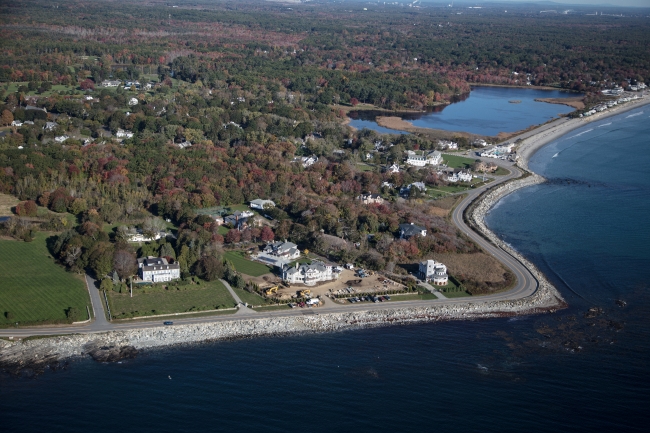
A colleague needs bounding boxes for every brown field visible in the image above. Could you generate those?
[535,97,585,110]
[0,193,19,217]
[433,252,508,285]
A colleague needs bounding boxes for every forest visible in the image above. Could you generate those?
[1,0,648,296]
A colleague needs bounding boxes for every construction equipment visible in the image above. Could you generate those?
[264,286,279,296]
[298,289,311,297]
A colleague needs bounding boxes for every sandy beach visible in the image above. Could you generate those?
[515,94,650,170]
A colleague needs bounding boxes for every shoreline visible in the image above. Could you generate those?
[1,95,647,371]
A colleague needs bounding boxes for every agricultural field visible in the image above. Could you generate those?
[224,251,272,277]
[107,279,236,319]
[0,233,91,327]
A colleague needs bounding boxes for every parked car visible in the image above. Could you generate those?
[163,321,173,325]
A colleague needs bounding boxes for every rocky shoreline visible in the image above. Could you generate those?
[0,177,567,374]
[4,118,604,374]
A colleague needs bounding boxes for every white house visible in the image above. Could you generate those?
[387,164,400,173]
[11,120,23,127]
[54,135,69,143]
[177,140,192,149]
[127,229,166,243]
[400,182,426,195]
[357,193,384,205]
[138,256,180,283]
[301,156,318,168]
[399,223,427,239]
[438,140,458,150]
[406,150,442,167]
[128,98,139,106]
[282,260,339,286]
[263,241,301,260]
[44,122,57,131]
[250,199,276,210]
[419,259,448,285]
[101,80,121,87]
[447,171,472,183]
[116,129,134,139]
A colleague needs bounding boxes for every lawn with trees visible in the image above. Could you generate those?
[107,279,236,319]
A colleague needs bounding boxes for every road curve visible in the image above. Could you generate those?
[0,162,542,338]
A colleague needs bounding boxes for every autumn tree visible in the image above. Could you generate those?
[1,110,13,126]
[194,255,224,281]
[260,226,275,242]
[113,249,136,281]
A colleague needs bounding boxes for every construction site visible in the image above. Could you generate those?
[257,269,408,302]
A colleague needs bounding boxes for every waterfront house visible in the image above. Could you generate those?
[282,260,339,286]
[419,259,449,285]
[138,256,180,283]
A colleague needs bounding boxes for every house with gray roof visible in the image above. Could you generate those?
[138,256,180,283]
[282,260,338,286]
[263,241,300,260]
[399,223,427,239]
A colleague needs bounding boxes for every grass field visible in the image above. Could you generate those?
[107,279,236,319]
[224,251,272,277]
[252,304,291,312]
[356,163,375,172]
[442,154,477,169]
[232,287,270,306]
[0,233,91,326]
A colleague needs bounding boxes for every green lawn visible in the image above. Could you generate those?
[356,163,375,172]
[224,251,272,277]
[0,233,91,326]
[107,279,236,319]
[252,304,292,312]
[493,166,510,176]
[217,225,230,235]
[442,154,477,169]
[232,287,270,306]
[442,291,472,298]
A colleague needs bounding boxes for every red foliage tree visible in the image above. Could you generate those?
[225,229,241,244]
[15,200,38,217]
[80,79,95,90]
[260,226,275,242]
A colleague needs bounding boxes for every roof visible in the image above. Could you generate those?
[400,223,425,237]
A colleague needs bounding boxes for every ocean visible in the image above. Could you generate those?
[2,107,649,432]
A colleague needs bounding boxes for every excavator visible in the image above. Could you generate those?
[264,286,279,296]
[298,289,311,298]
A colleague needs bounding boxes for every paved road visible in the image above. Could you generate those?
[220,279,257,315]
[85,274,110,327]
[0,135,546,338]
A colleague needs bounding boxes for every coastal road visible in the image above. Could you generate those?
[0,163,538,339]
[0,131,551,339]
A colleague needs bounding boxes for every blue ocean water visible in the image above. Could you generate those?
[2,107,649,432]
[349,86,577,135]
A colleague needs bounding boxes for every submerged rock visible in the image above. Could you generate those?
[86,344,138,363]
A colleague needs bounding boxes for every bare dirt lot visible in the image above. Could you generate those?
[276,269,406,299]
